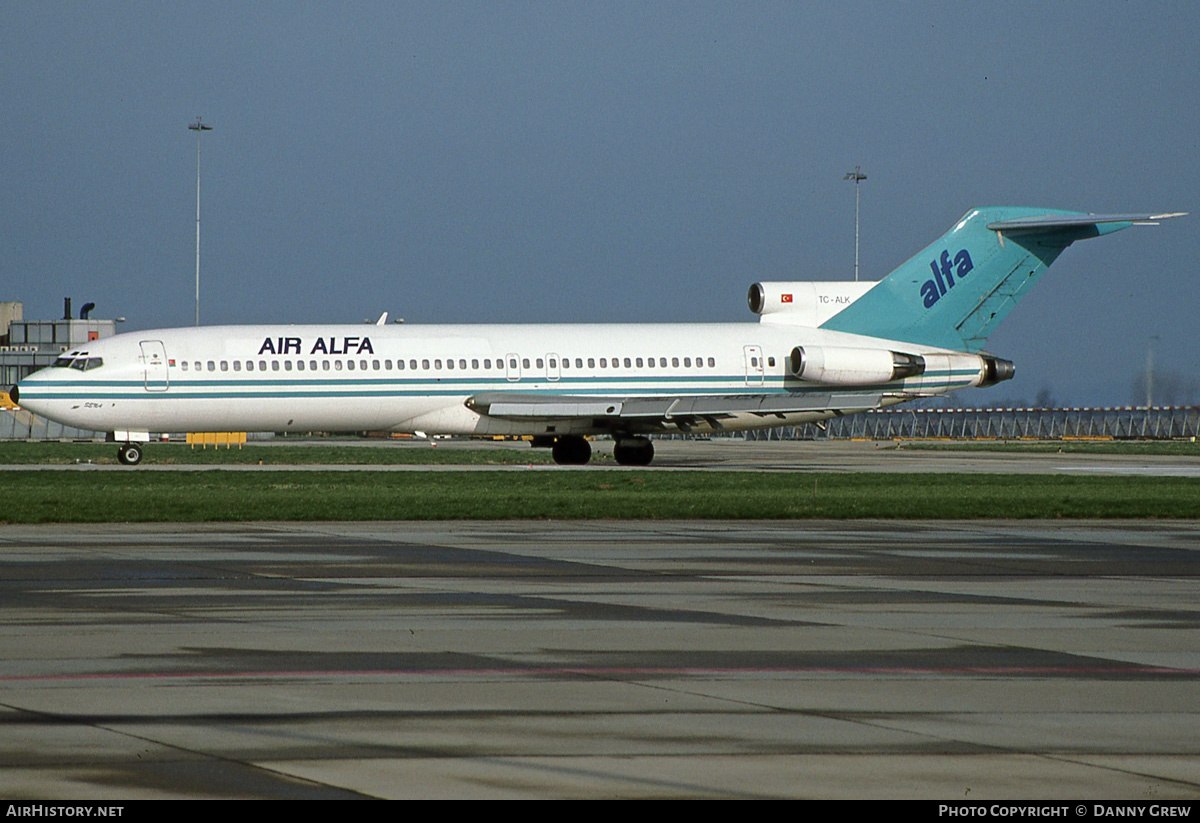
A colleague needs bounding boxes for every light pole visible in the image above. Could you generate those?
[843,165,866,281]
[1146,335,1160,408]
[188,117,212,326]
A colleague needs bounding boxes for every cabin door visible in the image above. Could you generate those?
[743,345,764,386]
[140,340,169,392]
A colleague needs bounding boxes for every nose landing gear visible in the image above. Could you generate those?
[116,443,143,465]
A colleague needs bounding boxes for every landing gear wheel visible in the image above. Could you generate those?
[551,435,591,466]
[613,437,654,466]
[117,444,143,466]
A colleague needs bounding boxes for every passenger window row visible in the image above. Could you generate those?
[174,355,721,373]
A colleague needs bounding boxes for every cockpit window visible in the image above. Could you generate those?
[68,357,103,371]
[54,356,104,370]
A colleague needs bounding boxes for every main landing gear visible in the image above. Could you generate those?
[551,435,591,465]
[613,437,654,466]
[544,435,656,466]
[116,443,143,465]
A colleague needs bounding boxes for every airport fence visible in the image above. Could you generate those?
[735,406,1200,441]
[0,407,104,441]
[4,405,1199,443]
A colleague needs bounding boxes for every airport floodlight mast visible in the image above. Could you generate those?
[1146,334,1159,408]
[188,117,212,326]
[843,165,866,281]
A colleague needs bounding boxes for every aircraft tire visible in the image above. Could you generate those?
[613,438,654,466]
[117,444,143,466]
[552,435,591,466]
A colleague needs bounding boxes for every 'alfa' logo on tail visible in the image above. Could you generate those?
[921,249,974,308]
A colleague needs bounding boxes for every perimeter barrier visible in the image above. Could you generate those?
[3,405,1199,442]
[710,406,1200,441]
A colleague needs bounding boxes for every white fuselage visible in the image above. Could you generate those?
[14,321,987,438]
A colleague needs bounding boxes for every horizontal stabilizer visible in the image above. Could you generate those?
[987,212,1186,231]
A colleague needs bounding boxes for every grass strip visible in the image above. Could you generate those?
[2,471,1198,522]
[4,440,1198,465]
[0,441,556,465]
[897,440,1200,456]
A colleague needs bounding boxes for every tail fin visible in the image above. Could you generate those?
[820,207,1183,352]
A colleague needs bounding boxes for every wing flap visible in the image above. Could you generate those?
[466,391,883,421]
[486,398,624,418]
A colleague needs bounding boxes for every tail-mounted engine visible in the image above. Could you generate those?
[979,354,1015,387]
[789,346,926,386]
[749,281,878,326]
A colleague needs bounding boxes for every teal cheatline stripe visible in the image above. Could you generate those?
[28,367,981,395]
[29,373,748,390]
[19,380,975,404]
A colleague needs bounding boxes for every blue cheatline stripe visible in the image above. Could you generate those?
[18,381,979,405]
[28,379,739,391]
[23,368,981,394]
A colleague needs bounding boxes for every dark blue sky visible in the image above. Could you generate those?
[2,2,1196,404]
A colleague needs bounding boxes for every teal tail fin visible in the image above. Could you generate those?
[820,207,1183,352]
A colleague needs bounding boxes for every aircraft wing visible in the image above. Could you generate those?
[465,391,883,429]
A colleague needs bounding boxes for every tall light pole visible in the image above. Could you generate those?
[188,117,212,326]
[1146,335,1160,408]
[843,165,866,281]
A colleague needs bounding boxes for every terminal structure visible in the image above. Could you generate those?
[1,299,117,437]
[1,299,118,390]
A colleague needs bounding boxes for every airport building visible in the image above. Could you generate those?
[1,299,119,390]
[1,299,118,438]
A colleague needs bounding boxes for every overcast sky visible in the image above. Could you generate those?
[2,1,1196,404]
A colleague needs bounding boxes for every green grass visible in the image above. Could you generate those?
[0,440,557,465]
[4,439,1197,465]
[899,440,1200,456]
[2,471,1197,522]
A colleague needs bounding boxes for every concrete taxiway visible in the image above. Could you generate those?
[6,438,1200,476]
[1,520,1198,799]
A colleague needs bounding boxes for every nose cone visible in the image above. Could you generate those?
[10,372,50,416]
[9,370,83,427]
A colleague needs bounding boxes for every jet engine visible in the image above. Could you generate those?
[748,281,877,326]
[789,346,926,386]
[979,354,1016,387]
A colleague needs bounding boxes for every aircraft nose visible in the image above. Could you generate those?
[8,384,17,405]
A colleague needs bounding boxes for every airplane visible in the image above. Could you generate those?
[11,206,1183,466]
